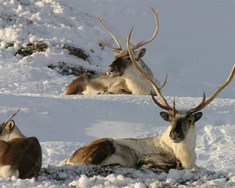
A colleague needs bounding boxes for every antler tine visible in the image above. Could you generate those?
[98,39,121,52]
[4,108,20,124]
[127,27,172,112]
[123,37,143,48]
[189,64,235,114]
[150,92,172,111]
[172,97,176,117]
[131,7,159,51]
[159,73,168,90]
[115,7,159,59]
[188,93,206,114]
[97,16,122,51]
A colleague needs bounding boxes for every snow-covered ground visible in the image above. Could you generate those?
[0,0,235,187]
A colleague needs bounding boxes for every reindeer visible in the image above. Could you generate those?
[63,8,164,95]
[0,109,42,179]
[59,27,235,170]
[63,72,131,95]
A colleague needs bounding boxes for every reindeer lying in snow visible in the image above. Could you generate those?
[59,24,235,170]
[63,8,165,95]
[62,72,131,95]
[0,109,42,179]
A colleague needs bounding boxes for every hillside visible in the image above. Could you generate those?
[0,0,235,187]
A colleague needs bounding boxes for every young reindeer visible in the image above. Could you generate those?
[59,28,235,170]
[0,109,42,179]
[63,8,164,95]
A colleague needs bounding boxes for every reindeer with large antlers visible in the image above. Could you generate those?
[63,8,164,95]
[126,27,235,169]
[0,109,42,179]
[60,21,235,169]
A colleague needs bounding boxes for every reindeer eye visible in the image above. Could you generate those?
[187,119,192,124]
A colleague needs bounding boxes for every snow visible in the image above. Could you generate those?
[0,0,235,187]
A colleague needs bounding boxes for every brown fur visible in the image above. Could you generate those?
[68,138,115,165]
[140,153,182,171]
[63,72,93,95]
[0,137,42,179]
[62,137,181,171]
[60,112,201,170]
[106,57,130,77]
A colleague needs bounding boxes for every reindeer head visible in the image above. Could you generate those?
[97,8,157,77]
[106,49,146,77]
[150,95,205,143]
[126,20,235,143]
[159,110,202,143]
[0,109,23,141]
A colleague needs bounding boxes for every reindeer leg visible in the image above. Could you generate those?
[139,152,182,171]
[107,79,132,94]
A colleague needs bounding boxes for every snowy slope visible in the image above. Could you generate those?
[0,0,235,187]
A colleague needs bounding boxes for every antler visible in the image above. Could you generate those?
[97,16,123,55]
[124,8,235,114]
[126,27,174,113]
[188,64,235,114]
[130,7,159,51]
[97,7,158,58]
[4,108,21,124]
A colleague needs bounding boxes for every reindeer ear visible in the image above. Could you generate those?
[136,48,146,59]
[193,112,203,122]
[5,120,15,133]
[160,112,170,121]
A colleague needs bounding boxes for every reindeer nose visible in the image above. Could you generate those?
[170,131,182,142]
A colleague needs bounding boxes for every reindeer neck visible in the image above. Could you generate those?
[160,125,197,169]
